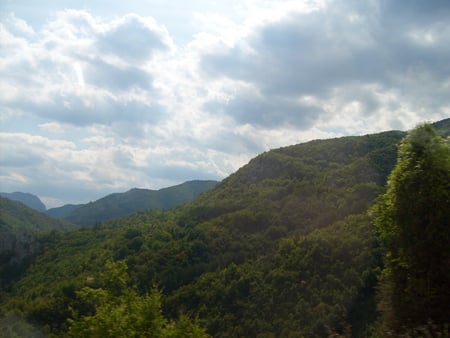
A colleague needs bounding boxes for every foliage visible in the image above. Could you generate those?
[168,214,379,337]
[0,197,74,234]
[68,260,209,338]
[373,123,450,334]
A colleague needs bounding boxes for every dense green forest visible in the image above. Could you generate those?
[0,120,448,337]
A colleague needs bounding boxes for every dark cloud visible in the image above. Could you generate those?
[12,93,167,129]
[379,0,450,24]
[205,93,323,129]
[202,11,382,97]
[97,14,169,62]
[202,0,450,126]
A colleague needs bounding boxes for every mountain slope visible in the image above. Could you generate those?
[182,130,405,237]
[47,180,218,227]
[434,117,450,137]
[0,197,73,234]
[2,119,448,337]
[0,197,76,294]
[45,204,82,218]
[0,192,46,212]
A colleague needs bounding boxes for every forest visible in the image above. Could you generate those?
[0,120,449,337]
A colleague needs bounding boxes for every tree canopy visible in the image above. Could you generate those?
[68,260,209,338]
[373,123,450,333]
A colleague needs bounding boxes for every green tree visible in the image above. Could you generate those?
[373,123,450,333]
[68,261,209,338]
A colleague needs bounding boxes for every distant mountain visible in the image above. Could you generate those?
[0,192,46,212]
[46,180,218,227]
[0,197,75,235]
[45,203,82,218]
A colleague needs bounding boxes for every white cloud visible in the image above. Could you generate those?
[1,10,172,131]
[201,0,450,133]
[1,1,449,206]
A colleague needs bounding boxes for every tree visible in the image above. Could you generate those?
[373,123,450,333]
[68,260,209,338]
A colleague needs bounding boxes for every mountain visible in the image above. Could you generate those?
[1,119,448,337]
[434,117,450,137]
[0,197,74,234]
[45,203,82,218]
[0,192,46,212]
[46,180,218,226]
[0,197,76,293]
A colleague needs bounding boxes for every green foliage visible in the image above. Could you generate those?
[68,261,209,338]
[0,197,74,234]
[168,214,378,337]
[373,123,450,333]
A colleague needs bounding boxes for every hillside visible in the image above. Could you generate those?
[0,197,74,234]
[434,117,450,137]
[1,120,448,337]
[45,204,82,219]
[0,198,76,296]
[0,192,46,212]
[46,180,218,227]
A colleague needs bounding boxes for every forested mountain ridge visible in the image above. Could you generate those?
[184,130,405,237]
[46,180,218,227]
[0,197,74,234]
[0,192,46,212]
[1,119,448,337]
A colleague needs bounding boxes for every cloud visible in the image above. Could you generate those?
[201,0,450,129]
[83,59,153,91]
[379,0,450,25]
[0,10,171,131]
[202,9,378,96]
[97,14,170,62]
[1,13,35,37]
[0,132,149,205]
[1,1,450,206]
[0,130,227,207]
[205,89,324,128]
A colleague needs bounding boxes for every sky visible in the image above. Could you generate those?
[1,0,449,208]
